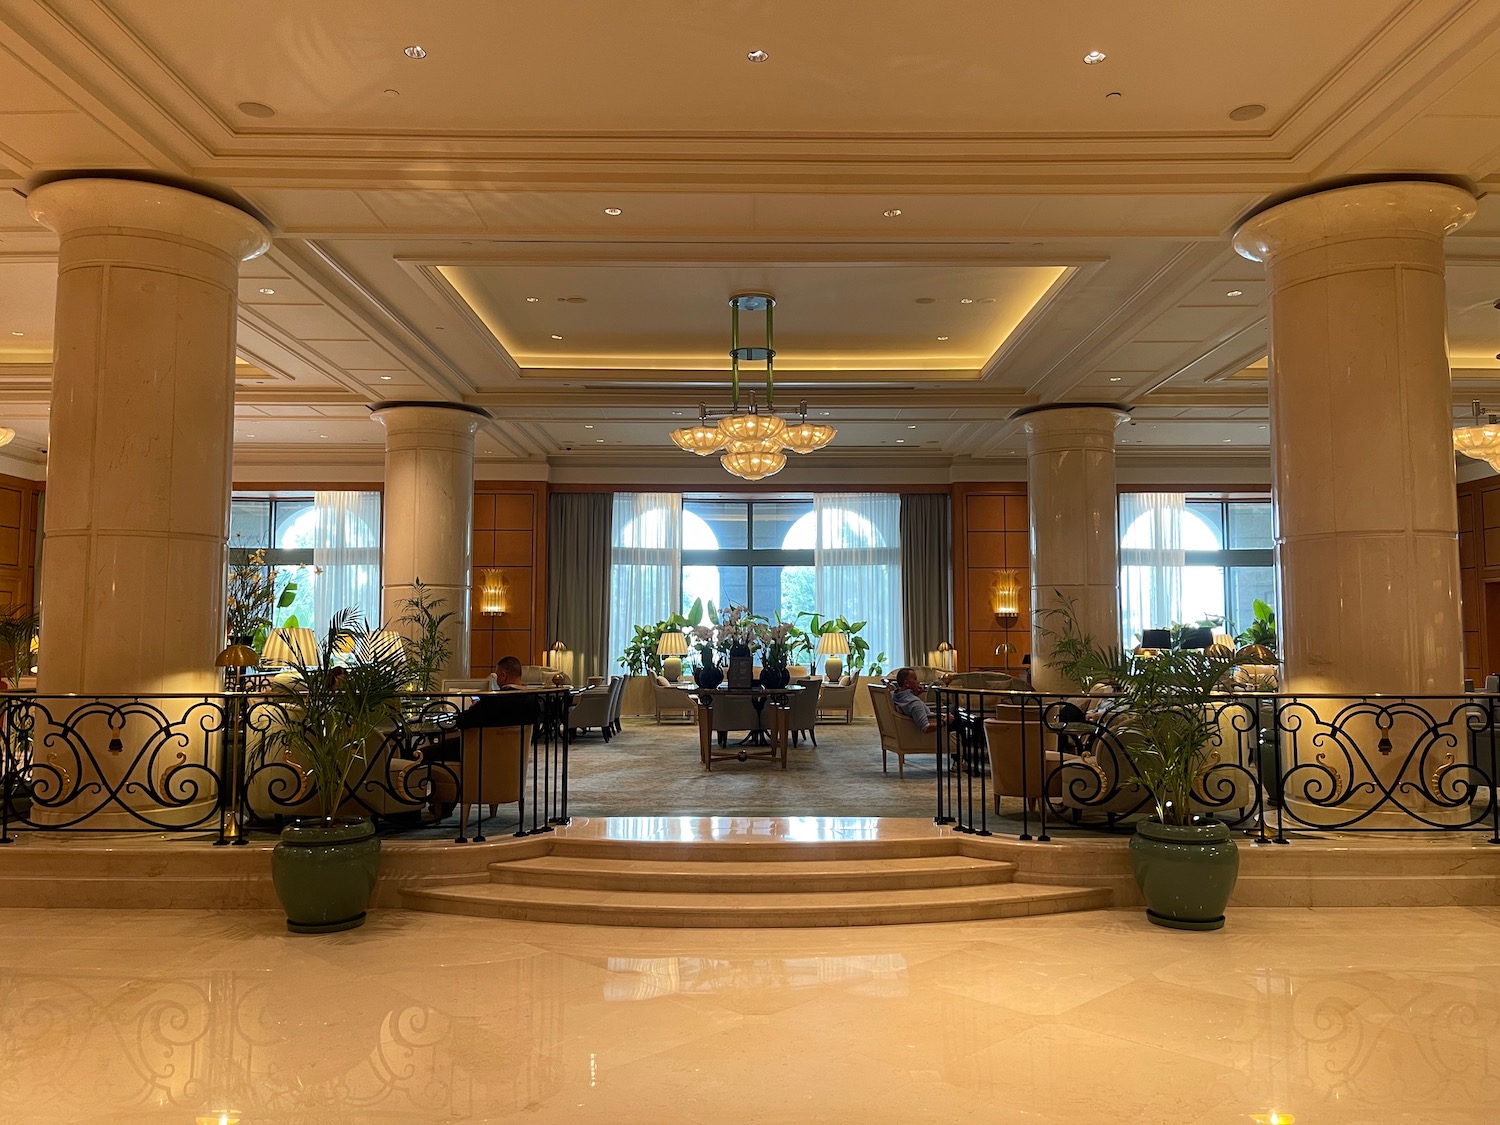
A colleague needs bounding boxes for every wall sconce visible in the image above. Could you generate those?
[992,569,1023,669]
[992,568,1022,628]
[479,568,507,616]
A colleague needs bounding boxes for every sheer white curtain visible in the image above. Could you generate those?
[814,493,903,675]
[608,493,682,676]
[1119,491,1186,648]
[312,491,382,630]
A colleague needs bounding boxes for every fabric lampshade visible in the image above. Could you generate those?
[260,627,319,667]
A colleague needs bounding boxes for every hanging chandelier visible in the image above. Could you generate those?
[668,293,835,480]
[1453,400,1500,471]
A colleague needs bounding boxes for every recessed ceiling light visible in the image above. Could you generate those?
[1222,438,1233,443]
[558,296,588,303]
[1083,50,1107,64]
[821,412,830,416]
[936,336,949,341]
[403,45,427,59]
[747,49,769,63]
[915,296,936,304]
[907,425,917,429]
[551,334,563,340]
[1229,103,1266,122]
[672,411,683,416]
[380,375,393,381]
[596,438,604,443]
[977,297,995,304]
[525,296,540,303]
[237,101,276,118]
[245,433,255,438]
[959,298,974,304]
[319,434,328,439]
[603,207,622,216]
[258,287,275,295]
[384,88,400,97]
[1105,91,1122,99]
[1108,377,1122,382]
[584,424,593,429]
[9,331,22,337]
[1226,289,1243,297]
[896,439,905,443]
[883,208,902,218]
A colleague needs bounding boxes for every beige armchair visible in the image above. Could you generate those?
[707,694,766,747]
[868,683,945,778]
[521,664,571,686]
[652,675,695,723]
[814,674,859,723]
[568,687,613,740]
[983,707,1062,812]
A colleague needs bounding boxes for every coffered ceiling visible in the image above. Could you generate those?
[1,0,1500,479]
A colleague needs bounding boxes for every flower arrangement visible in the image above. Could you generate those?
[758,620,796,670]
[226,548,301,644]
[690,623,719,666]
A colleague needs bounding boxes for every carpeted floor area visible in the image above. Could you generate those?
[565,716,941,819]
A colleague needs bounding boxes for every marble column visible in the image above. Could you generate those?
[25,177,267,829]
[27,178,269,695]
[1233,180,1476,696]
[372,402,486,683]
[1019,404,1129,693]
[1234,179,1477,827]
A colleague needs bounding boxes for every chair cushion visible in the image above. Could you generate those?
[655,674,671,687]
[840,674,854,687]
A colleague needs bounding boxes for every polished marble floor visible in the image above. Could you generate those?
[1,904,1497,1124]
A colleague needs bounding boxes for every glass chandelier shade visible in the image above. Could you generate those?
[781,418,837,454]
[670,421,726,455]
[1454,401,1500,471]
[717,410,786,445]
[720,445,786,480]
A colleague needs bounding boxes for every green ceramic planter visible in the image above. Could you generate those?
[271,817,381,934]
[1128,818,1239,931]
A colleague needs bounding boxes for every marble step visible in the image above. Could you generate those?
[488,854,1018,893]
[546,834,960,863]
[402,880,1112,927]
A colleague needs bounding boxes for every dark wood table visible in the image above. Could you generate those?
[694,685,803,769]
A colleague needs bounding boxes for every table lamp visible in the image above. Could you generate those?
[656,630,689,682]
[817,632,849,681]
[260,627,318,668]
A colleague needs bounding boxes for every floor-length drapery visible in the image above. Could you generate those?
[548,492,613,682]
[899,493,951,665]
[312,491,382,631]
[606,493,682,677]
[1119,491,1186,647]
[814,493,902,675]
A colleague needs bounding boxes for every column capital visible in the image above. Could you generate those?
[1015,404,1129,445]
[27,177,269,261]
[1233,179,1476,266]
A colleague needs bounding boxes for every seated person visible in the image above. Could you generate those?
[494,655,523,689]
[890,666,946,734]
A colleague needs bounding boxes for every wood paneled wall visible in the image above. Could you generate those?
[470,482,548,675]
[0,474,41,609]
[1458,478,1489,683]
[951,483,1030,674]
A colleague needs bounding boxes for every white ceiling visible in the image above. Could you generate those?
[1,0,1500,478]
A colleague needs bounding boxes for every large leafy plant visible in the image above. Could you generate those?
[619,598,711,675]
[1234,598,1277,653]
[1040,596,1257,826]
[797,612,886,677]
[262,608,411,821]
[397,579,452,692]
[0,604,39,683]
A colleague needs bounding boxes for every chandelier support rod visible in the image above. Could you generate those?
[765,300,775,409]
[730,301,741,408]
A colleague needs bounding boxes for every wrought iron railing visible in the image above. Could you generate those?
[0,689,572,844]
[932,687,1500,844]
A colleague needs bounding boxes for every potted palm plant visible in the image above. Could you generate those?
[1043,598,1258,930]
[263,608,410,933]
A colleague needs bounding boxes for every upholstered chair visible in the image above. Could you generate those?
[652,675,695,723]
[567,686,613,741]
[867,683,945,779]
[784,680,821,747]
[813,673,859,723]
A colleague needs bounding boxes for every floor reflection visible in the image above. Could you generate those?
[1,908,1498,1123]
